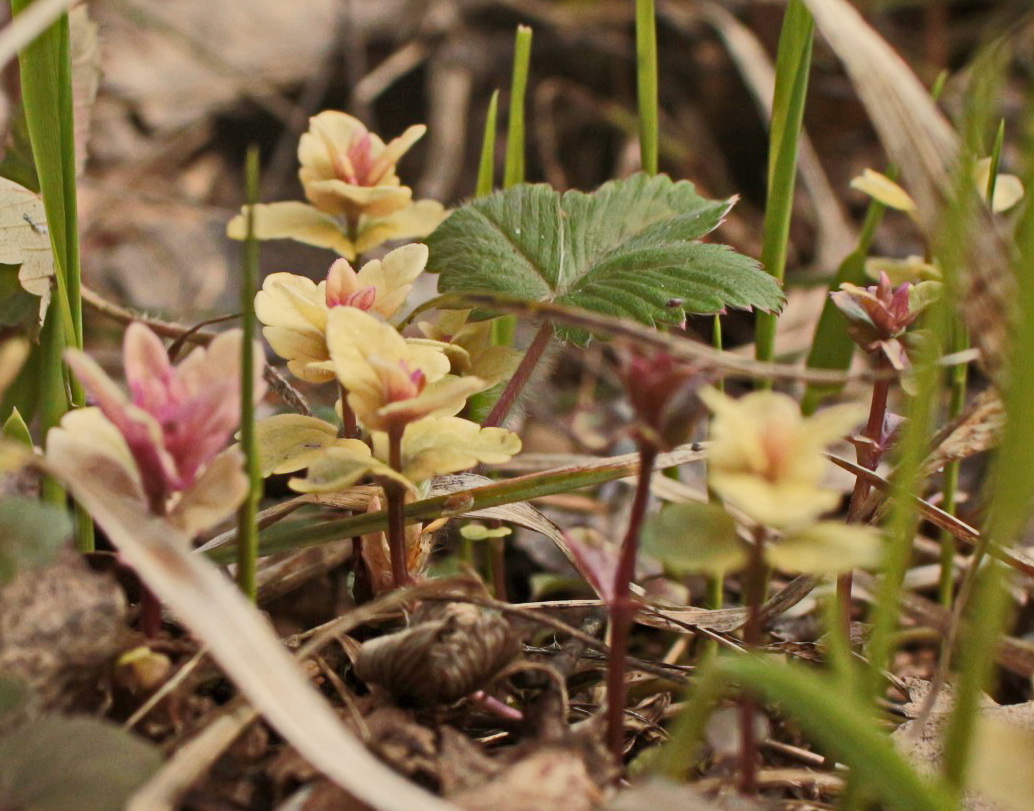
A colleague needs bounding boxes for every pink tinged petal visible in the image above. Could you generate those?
[325,258,361,306]
[345,133,374,184]
[368,125,426,186]
[167,447,249,538]
[65,347,182,504]
[123,322,177,413]
[298,111,368,184]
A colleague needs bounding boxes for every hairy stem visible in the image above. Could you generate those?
[607,442,657,763]
[385,424,410,588]
[482,321,552,428]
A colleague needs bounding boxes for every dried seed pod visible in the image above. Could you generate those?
[354,603,520,707]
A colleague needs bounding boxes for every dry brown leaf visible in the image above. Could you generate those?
[893,680,1034,811]
[922,388,1005,477]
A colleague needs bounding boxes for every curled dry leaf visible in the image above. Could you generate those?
[354,603,520,707]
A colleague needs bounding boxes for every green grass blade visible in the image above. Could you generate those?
[942,116,1034,799]
[476,90,500,197]
[13,0,91,549]
[753,0,814,368]
[236,147,261,601]
[714,657,957,811]
[985,118,1005,203]
[503,25,533,189]
[206,446,704,563]
[635,0,659,175]
[801,189,888,413]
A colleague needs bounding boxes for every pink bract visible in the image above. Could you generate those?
[65,323,266,511]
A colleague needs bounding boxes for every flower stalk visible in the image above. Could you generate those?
[482,321,552,428]
[384,424,410,588]
[606,441,657,761]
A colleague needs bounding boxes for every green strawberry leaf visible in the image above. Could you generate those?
[425,173,783,343]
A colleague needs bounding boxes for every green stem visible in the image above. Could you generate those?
[385,424,410,588]
[236,146,261,601]
[607,441,657,763]
[482,321,551,428]
[635,0,659,175]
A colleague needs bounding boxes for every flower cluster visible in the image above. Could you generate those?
[227,111,448,260]
[699,388,881,575]
[830,271,939,370]
[47,324,266,538]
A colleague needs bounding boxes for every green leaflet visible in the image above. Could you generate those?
[425,173,783,344]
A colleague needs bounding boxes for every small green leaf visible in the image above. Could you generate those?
[0,716,162,811]
[425,173,783,343]
[0,498,72,586]
[3,407,32,447]
[641,502,746,575]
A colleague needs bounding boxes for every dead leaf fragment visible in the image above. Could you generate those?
[0,178,54,324]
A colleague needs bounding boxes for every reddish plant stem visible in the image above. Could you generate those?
[838,352,892,636]
[606,441,658,763]
[140,496,169,637]
[339,384,358,439]
[739,525,767,795]
[385,424,411,588]
[482,321,552,428]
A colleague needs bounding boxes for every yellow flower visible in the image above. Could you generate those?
[298,111,424,218]
[327,308,487,432]
[255,244,429,383]
[417,310,520,385]
[291,415,521,493]
[701,388,865,529]
[227,112,448,260]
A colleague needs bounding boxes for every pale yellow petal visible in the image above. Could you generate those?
[255,273,328,336]
[766,522,883,574]
[304,181,412,219]
[262,325,328,371]
[168,448,248,537]
[372,416,521,483]
[228,202,355,259]
[298,111,366,182]
[708,473,841,529]
[254,414,340,476]
[45,407,146,508]
[354,200,449,256]
[377,375,487,426]
[850,169,917,213]
[369,124,426,184]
